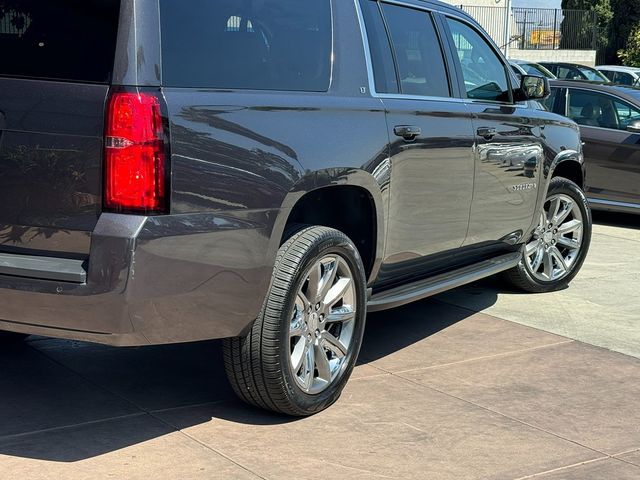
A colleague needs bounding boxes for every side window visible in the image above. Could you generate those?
[558,67,583,81]
[613,99,640,130]
[359,0,399,94]
[601,70,614,82]
[615,72,635,86]
[446,18,510,102]
[160,0,332,91]
[567,89,639,130]
[542,87,561,113]
[380,4,450,98]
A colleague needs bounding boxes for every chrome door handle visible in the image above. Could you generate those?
[477,127,498,140]
[394,125,422,141]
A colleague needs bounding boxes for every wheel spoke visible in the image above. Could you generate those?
[543,250,554,279]
[525,239,542,256]
[323,277,351,309]
[297,291,310,312]
[557,219,582,236]
[314,344,332,382]
[321,331,347,358]
[306,263,322,303]
[318,258,338,302]
[290,319,305,338]
[326,305,355,324]
[531,246,544,272]
[550,246,568,274]
[301,342,315,390]
[291,338,306,374]
[557,235,581,250]
[553,199,573,226]
[546,197,561,223]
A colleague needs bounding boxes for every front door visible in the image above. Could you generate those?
[442,16,545,246]
[358,0,476,286]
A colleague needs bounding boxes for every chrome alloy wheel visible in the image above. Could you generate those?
[289,255,356,395]
[525,193,584,282]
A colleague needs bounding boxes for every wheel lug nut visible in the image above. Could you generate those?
[315,303,321,311]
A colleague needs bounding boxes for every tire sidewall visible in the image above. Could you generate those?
[277,230,367,414]
[518,178,592,291]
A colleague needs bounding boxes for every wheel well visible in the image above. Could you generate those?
[283,186,377,277]
[551,161,583,188]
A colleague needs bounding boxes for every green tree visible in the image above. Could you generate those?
[618,25,640,67]
[607,0,640,64]
[560,0,613,51]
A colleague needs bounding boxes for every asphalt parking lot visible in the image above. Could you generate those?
[1,213,639,480]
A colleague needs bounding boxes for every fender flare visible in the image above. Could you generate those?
[267,168,387,285]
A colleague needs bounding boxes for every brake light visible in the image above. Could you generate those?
[104,91,167,214]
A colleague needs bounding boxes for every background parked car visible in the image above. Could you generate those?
[540,62,610,83]
[510,60,556,79]
[596,65,640,87]
[544,81,640,213]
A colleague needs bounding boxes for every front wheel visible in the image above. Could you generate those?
[504,177,592,293]
[223,226,367,416]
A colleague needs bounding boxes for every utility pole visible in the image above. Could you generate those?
[503,0,512,58]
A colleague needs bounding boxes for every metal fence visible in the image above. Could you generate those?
[458,5,599,51]
[0,9,31,37]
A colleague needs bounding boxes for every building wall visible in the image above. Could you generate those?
[510,49,597,66]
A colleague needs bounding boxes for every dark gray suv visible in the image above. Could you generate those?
[0,0,591,416]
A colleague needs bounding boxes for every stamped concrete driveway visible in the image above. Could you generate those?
[1,213,639,479]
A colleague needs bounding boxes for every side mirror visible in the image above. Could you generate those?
[627,120,640,133]
[517,75,550,101]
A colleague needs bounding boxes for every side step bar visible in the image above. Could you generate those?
[367,252,521,312]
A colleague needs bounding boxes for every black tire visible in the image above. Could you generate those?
[223,226,367,416]
[504,176,592,293]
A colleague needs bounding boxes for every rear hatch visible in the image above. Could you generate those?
[0,1,120,257]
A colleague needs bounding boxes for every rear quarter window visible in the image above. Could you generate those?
[0,1,120,83]
[160,0,333,92]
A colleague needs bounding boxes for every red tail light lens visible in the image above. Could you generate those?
[104,91,167,214]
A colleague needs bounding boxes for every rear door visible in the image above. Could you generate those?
[0,1,120,256]
[358,0,475,285]
[565,87,640,206]
[442,15,545,246]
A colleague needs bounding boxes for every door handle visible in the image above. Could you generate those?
[394,125,421,141]
[477,127,498,140]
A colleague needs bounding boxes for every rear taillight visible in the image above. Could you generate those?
[104,90,168,214]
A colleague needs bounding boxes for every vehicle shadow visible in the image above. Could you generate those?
[0,290,502,463]
[592,210,640,230]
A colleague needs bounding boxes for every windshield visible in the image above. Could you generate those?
[521,63,556,79]
[577,67,610,82]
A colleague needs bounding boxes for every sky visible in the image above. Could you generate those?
[513,0,561,7]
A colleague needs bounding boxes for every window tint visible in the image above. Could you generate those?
[0,1,120,83]
[568,89,640,130]
[447,18,510,102]
[359,0,398,94]
[614,72,635,86]
[600,70,615,82]
[380,4,450,97]
[558,67,585,81]
[613,98,640,129]
[160,0,332,91]
[542,87,560,112]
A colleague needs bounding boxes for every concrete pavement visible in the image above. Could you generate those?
[0,213,639,479]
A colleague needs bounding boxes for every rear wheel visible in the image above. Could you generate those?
[223,226,367,416]
[505,177,592,293]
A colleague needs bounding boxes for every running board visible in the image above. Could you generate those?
[367,252,521,312]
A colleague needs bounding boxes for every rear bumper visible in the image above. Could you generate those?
[0,212,276,346]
